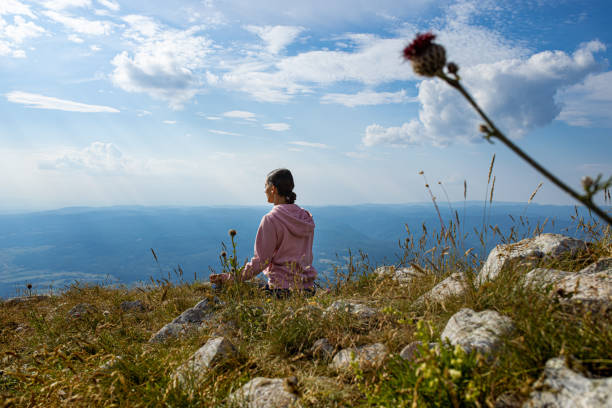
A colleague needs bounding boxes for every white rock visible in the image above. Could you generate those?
[554,258,612,308]
[523,357,612,407]
[149,323,189,343]
[478,234,586,286]
[324,301,378,320]
[172,297,221,325]
[228,377,299,408]
[330,343,388,372]
[174,337,236,385]
[415,272,469,305]
[441,308,514,355]
[523,268,574,289]
[374,266,421,285]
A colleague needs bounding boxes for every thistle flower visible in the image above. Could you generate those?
[447,62,459,75]
[403,32,446,77]
[228,229,237,237]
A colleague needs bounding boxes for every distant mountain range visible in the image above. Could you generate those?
[0,203,597,298]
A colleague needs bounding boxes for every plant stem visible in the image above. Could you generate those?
[437,71,612,226]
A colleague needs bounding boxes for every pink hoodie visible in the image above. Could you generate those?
[240,204,317,289]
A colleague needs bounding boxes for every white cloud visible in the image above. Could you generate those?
[206,116,221,120]
[0,1,35,18]
[321,89,415,107]
[122,14,159,40]
[43,0,91,10]
[43,10,114,35]
[96,0,119,11]
[90,44,100,51]
[162,120,176,124]
[1,15,45,44]
[363,41,606,147]
[223,110,257,121]
[209,129,242,136]
[6,91,119,113]
[136,109,151,116]
[68,33,83,42]
[289,141,330,149]
[111,23,211,109]
[244,25,304,54]
[39,142,127,173]
[557,71,612,127]
[263,122,290,131]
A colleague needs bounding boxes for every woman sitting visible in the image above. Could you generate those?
[209,168,317,296]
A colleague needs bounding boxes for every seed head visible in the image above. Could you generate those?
[447,62,459,75]
[582,176,594,190]
[403,32,446,77]
[27,283,32,290]
[221,251,227,258]
[228,229,237,237]
[479,124,490,134]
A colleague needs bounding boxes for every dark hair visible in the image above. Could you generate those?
[266,168,296,204]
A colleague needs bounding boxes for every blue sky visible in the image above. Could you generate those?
[1,0,611,211]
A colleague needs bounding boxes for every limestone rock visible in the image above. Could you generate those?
[374,265,421,285]
[478,234,586,286]
[554,257,612,309]
[120,300,147,313]
[330,343,388,372]
[229,377,300,408]
[441,308,514,355]
[67,303,96,319]
[171,297,221,325]
[174,337,237,385]
[523,268,573,289]
[523,357,612,407]
[324,300,378,320]
[149,323,189,343]
[310,338,334,360]
[399,341,438,361]
[415,272,469,306]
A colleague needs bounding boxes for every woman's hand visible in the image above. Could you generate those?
[209,273,232,286]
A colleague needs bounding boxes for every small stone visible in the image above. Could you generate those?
[414,272,469,306]
[120,300,147,313]
[67,303,96,319]
[171,297,221,325]
[324,301,378,320]
[228,377,299,408]
[149,323,189,343]
[523,357,612,407]
[310,338,334,360]
[375,265,421,285]
[330,343,388,372]
[174,337,237,386]
[99,356,123,371]
[441,308,514,355]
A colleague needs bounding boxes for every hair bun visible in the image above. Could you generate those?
[288,192,297,204]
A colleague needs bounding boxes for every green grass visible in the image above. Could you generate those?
[1,219,610,407]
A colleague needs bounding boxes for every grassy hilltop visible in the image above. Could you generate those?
[0,215,610,407]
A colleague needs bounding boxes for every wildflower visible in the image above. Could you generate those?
[228,229,237,237]
[449,368,462,381]
[403,32,446,77]
[447,62,459,75]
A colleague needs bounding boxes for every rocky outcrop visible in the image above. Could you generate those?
[149,297,222,343]
[414,272,470,306]
[228,377,300,408]
[441,308,514,355]
[330,343,388,372]
[324,300,378,320]
[523,357,612,407]
[478,234,586,286]
[174,337,237,386]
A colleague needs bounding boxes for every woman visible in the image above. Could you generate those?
[209,169,317,295]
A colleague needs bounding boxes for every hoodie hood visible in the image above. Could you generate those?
[270,204,314,237]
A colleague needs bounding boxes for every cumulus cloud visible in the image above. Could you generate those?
[557,71,612,127]
[289,141,330,149]
[6,91,119,113]
[363,41,606,147]
[1,15,45,43]
[0,0,35,18]
[263,122,290,131]
[321,89,415,107]
[111,21,211,109]
[43,10,114,35]
[244,25,304,54]
[39,142,127,173]
[223,110,256,121]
